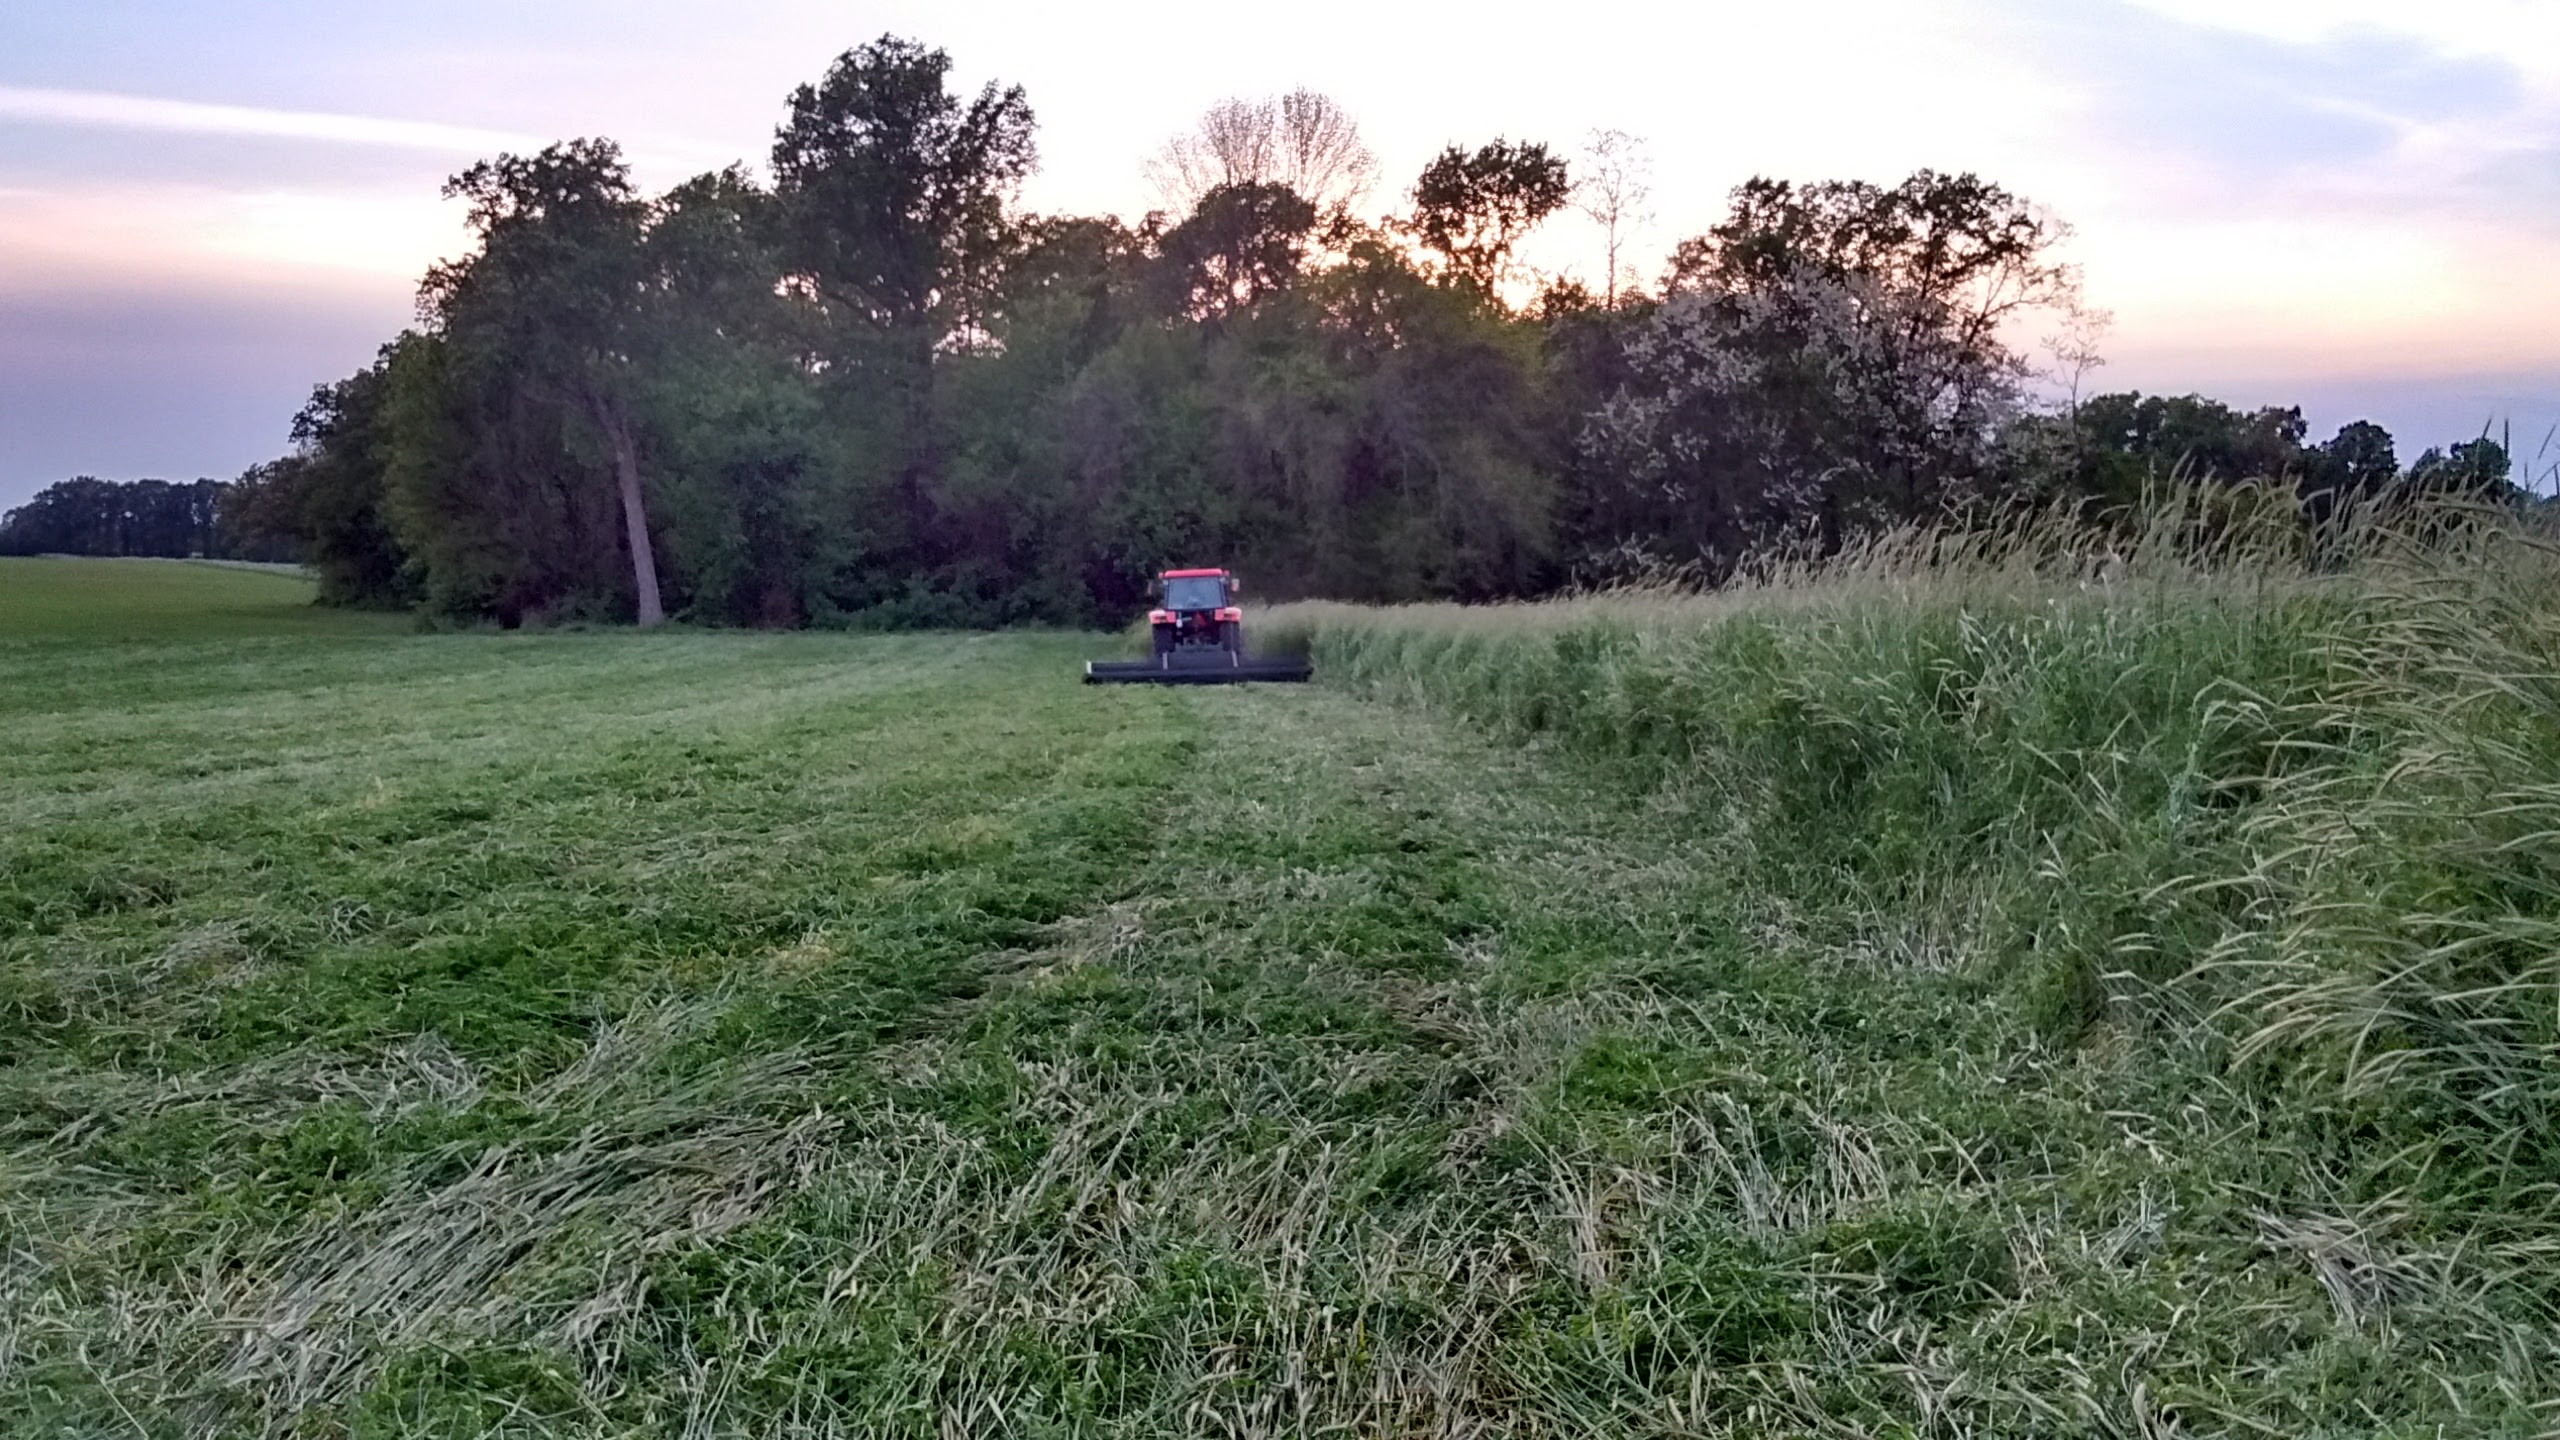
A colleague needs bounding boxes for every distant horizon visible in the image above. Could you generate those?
[6,0,2557,507]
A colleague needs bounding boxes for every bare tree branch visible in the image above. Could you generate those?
[1146,90,1378,214]
[1573,129,1653,308]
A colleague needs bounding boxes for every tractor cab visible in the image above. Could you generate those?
[1148,568,1244,658]
[1162,566,1239,622]
[1156,570,1235,613]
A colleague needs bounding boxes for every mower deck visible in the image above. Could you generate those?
[1084,651,1312,685]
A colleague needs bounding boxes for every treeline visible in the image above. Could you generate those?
[0,477,298,562]
[222,35,2525,626]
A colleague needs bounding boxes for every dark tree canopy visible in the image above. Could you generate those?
[2410,437,2516,497]
[1157,181,1320,317]
[2318,420,2402,492]
[421,139,668,624]
[1586,170,2083,562]
[2074,393,2306,484]
[772,35,1037,344]
[280,352,414,604]
[1670,171,2066,307]
[1409,139,1571,292]
[208,37,2523,631]
[425,140,657,409]
[0,478,236,560]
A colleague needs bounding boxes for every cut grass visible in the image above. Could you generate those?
[4,541,2553,1435]
[0,556,404,642]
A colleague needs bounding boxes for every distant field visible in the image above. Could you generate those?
[0,556,403,641]
[2,540,2551,1435]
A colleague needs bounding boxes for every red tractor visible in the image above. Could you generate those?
[1148,567,1246,662]
[1084,567,1311,684]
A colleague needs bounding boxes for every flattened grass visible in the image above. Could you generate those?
[2,582,1204,1432]
[6,541,2554,1435]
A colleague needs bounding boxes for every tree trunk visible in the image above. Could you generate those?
[1603,214,1619,309]
[590,392,665,628]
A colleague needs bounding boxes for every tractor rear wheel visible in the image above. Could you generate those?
[1219,620,1242,662]
[1153,624,1176,666]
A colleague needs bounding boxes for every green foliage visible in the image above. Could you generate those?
[427,139,654,375]
[226,37,2518,634]
[211,462,311,564]
[1155,180,1318,316]
[2019,401,2525,532]
[2318,418,2401,491]
[2051,391,2312,505]
[1667,171,2064,300]
[1408,137,1572,290]
[771,34,1037,343]
[374,331,619,624]
[647,339,850,627]
[2408,435,2516,496]
[271,348,419,606]
[422,138,669,624]
[0,476,252,560]
[1593,171,2076,572]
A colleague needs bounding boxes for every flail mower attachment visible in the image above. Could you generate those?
[1083,567,1312,685]
[1083,653,1312,685]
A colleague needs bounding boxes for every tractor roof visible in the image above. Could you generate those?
[1158,568,1231,578]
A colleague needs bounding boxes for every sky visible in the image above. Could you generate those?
[3,0,2557,510]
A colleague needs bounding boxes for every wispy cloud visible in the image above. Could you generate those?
[0,85,541,155]
[2119,0,2560,70]
[0,181,469,289]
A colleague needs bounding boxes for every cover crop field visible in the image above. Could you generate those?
[1,543,2552,1437]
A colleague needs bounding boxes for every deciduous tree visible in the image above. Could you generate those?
[424,139,668,624]
[1157,181,1320,317]
[280,351,415,605]
[1409,139,1571,296]
[1145,90,1377,215]
[772,36,1037,349]
[0,477,225,558]
[1573,129,1652,307]
[1590,171,2078,564]
[2410,436,2515,498]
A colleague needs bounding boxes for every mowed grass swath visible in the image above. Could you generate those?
[3,527,2556,1436]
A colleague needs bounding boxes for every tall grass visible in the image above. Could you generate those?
[1266,488,2560,1333]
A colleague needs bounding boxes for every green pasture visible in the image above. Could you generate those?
[1,551,2547,1436]
[0,556,410,642]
